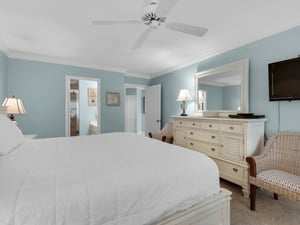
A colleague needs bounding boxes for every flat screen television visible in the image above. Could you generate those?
[269,57,300,101]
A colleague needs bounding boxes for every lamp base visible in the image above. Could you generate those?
[180,113,188,116]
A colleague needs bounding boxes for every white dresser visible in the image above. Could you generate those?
[172,116,266,197]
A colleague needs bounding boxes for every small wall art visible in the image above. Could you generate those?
[88,88,97,106]
[106,92,120,106]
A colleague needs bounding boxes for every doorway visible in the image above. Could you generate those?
[124,84,145,134]
[124,84,161,136]
[65,76,101,136]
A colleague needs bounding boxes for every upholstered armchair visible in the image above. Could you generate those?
[246,132,300,211]
[148,122,174,144]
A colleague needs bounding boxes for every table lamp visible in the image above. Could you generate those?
[1,96,27,121]
[176,89,192,116]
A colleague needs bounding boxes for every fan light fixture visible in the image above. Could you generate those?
[176,89,192,116]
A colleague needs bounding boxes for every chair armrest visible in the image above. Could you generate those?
[150,133,163,140]
[246,153,273,176]
[246,157,257,177]
[162,136,173,144]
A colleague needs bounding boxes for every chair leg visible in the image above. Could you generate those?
[249,184,256,211]
[274,193,278,200]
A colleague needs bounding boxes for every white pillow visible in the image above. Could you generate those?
[0,114,25,155]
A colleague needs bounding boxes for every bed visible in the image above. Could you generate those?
[0,113,231,225]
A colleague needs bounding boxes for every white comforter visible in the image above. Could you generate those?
[0,133,219,225]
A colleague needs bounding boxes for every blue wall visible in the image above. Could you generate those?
[0,51,8,102]
[7,59,126,138]
[2,26,300,138]
[151,26,300,138]
[79,80,98,135]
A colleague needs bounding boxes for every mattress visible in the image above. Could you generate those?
[0,132,219,225]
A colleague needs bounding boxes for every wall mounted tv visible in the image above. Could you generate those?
[269,57,300,101]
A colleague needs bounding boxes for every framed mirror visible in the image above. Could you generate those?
[195,59,249,116]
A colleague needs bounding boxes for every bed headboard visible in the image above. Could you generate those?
[0,106,7,115]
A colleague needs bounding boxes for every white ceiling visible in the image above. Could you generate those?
[0,0,300,79]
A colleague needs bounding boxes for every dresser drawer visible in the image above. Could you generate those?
[187,139,220,157]
[186,120,201,128]
[215,160,244,181]
[175,120,186,127]
[220,123,243,134]
[187,129,220,144]
[201,122,219,131]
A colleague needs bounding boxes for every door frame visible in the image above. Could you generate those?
[124,83,146,134]
[65,75,101,136]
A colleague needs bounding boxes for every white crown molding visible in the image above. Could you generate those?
[6,51,128,74]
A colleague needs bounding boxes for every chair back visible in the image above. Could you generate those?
[161,122,173,136]
[264,132,300,175]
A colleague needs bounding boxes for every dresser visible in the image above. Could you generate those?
[172,116,266,197]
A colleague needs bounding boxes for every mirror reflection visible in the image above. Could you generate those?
[195,59,249,113]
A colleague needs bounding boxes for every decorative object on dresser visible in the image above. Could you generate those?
[172,116,266,197]
[149,122,174,144]
[1,96,26,121]
[246,132,300,211]
[176,89,192,116]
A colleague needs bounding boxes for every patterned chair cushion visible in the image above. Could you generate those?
[257,169,300,192]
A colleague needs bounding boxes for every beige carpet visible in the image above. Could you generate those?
[220,179,300,225]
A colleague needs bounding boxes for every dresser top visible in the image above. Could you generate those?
[172,115,267,122]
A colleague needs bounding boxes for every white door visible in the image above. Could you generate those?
[125,95,136,133]
[145,84,161,136]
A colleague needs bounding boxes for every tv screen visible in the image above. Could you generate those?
[268,57,300,101]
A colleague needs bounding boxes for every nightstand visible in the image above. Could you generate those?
[24,134,38,139]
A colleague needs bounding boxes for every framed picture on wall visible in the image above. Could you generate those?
[106,92,120,106]
[88,97,97,106]
[88,88,97,97]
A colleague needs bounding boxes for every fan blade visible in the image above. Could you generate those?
[166,22,208,37]
[132,28,152,50]
[156,0,180,16]
[92,20,141,26]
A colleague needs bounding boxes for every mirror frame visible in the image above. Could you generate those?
[194,59,249,116]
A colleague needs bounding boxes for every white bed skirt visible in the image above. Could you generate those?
[157,188,231,225]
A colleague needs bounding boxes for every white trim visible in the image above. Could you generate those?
[8,53,127,74]
[65,75,101,136]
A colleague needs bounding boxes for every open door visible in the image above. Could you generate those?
[145,84,161,136]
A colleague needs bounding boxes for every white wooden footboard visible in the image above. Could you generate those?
[157,188,231,225]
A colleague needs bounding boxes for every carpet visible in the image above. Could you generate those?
[220,179,300,225]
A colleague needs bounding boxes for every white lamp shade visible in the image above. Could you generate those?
[2,97,26,114]
[176,89,192,101]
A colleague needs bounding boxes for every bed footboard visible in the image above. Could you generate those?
[157,188,231,225]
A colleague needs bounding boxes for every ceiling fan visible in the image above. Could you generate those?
[92,0,208,50]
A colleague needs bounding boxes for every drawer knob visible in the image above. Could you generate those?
[211,135,215,139]
[190,132,194,135]
[211,147,215,152]
[230,126,234,130]
[209,124,212,128]
[190,142,194,146]
[179,122,182,124]
[233,168,238,173]
[192,123,196,126]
